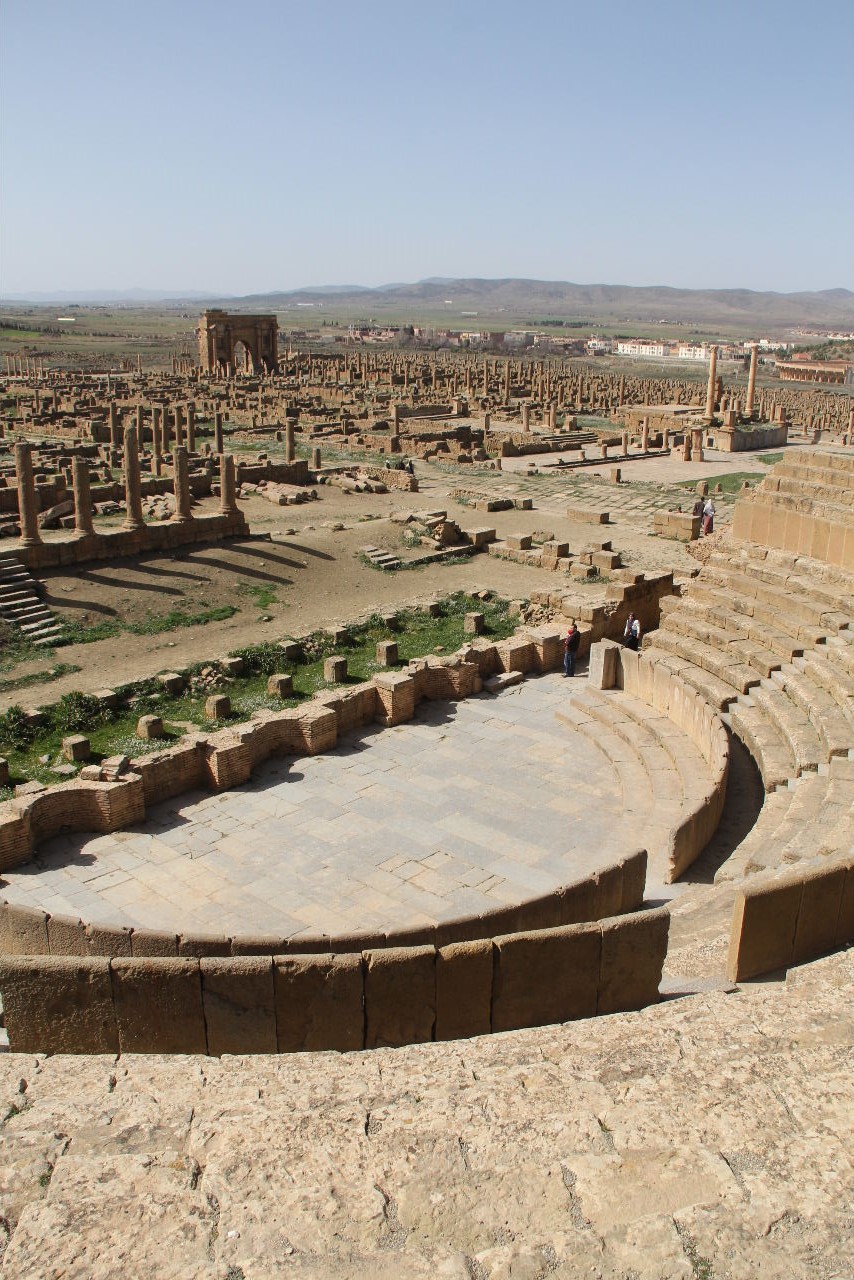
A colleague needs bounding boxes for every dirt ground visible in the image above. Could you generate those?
[0,447,777,711]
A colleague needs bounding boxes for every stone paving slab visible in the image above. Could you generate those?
[0,675,711,937]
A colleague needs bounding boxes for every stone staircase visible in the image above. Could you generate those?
[0,550,64,646]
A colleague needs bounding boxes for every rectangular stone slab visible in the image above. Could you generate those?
[110,957,207,1054]
[0,955,118,1054]
[274,953,364,1052]
[201,956,277,1055]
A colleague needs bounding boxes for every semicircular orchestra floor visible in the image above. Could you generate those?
[1,674,693,938]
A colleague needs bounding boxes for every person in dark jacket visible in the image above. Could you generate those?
[564,620,580,677]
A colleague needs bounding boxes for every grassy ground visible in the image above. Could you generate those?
[676,471,764,496]
[55,605,239,648]
[0,592,515,795]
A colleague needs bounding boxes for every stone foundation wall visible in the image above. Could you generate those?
[14,510,249,571]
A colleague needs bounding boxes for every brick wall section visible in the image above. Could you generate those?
[0,906,670,1055]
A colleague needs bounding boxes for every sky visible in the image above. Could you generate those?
[2,0,853,297]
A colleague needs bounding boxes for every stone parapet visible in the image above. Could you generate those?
[0,904,669,1054]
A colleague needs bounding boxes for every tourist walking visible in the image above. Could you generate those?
[564,620,580,676]
[702,497,715,536]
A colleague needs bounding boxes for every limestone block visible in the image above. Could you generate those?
[376,639,398,667]
[792,864,847,965]
[492,924,601,1032]
[594,862,625,919]
[205,694,231,721]
[592,551,621,571]
[46,913,86,956]
[373,671,416,726]
[571,562,597,580]
[157,672,185,695]
[588,640,620,689]
[61,734,90,762]
[85,922,133,956]
[436,939,493,1040]
[469,527,497,547]
[201,956,277,1055]
[0,955,118,1054]
[364,946,436,1048]
[278,640,302,661]
[110,957,207,1054]
[266,673,293,698]
[598,907,669,1014]
[179,932,230,957]
[274,953,364,1052]
[130,928,178,957]
[464,611,485,635]
[220,656,244,676]
[506,534,533,551]
[136,714,165,740]
[0,757,8,786]
[619,850,648,913]
[324,655,348,683]
[0,902,50,955]
[425,601,442,617]
[726,878,803,982]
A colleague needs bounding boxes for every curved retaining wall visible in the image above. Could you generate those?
[726,852,854,982]
[0,905,670,1055]
[0,848,646,958]
[590,640,731,881]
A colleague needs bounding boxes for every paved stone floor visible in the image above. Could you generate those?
[1,675,643,938]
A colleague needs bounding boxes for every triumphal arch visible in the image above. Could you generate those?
[197,308,279,373]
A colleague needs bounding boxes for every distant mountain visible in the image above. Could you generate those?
[0,289,227,304]
[235,278,854,327]
[3,279,853,328]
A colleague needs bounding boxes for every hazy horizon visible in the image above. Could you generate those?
[2,0,853,297]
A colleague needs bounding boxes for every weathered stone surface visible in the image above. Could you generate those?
[201,956,276,1055]
[0,949,850,1278]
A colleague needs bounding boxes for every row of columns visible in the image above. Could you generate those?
[14,440,239,548]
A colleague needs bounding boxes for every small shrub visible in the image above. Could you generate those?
[0,705,37,751]
[53,691,106,733]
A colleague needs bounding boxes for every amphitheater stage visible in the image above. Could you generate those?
[0,674,698,938]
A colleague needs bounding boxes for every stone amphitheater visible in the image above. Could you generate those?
[0,449,853,1278]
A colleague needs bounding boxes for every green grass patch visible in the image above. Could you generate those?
[0,593,516,786]
[758,452,784,466]
[677,471,763,496]
[55,604,238,646]
[239,583,278,611]
[0,662,81,697]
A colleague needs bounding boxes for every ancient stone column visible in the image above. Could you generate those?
[311,446,322,470]
[174,404,185,449]
[621,430,629,455]
[187,402,196,453]
[152,407,162,476]
[72,456,95,535]
[682,434,692,462]
[219,453,237,515]
[109,401,120,450]
[14,441,43,547]
[662,427,670,451]
[122,424,145,530]
[284,422,296,463]
[522,402,531,432]
[704,346,718,421]
[392,403,402,437]
[213,410,224,454]
[162,407,172,454]
[744,344,759,419]
[136,404,144,439]
[172,446,192,522]
[641,416,650,453]
[692,427,705,462]
[548,404,557,430]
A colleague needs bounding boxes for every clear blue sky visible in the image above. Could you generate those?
[2,0,853,296]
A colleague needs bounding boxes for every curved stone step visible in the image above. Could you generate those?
[640,649,737,712]
[771,664,854,760]
[713,786,795,884]
[748,681,824,776]
[644,629,760,696]
[728,700,796,792]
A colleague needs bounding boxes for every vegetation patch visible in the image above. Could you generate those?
[0,593,516,788]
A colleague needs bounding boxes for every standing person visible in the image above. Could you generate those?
[624,612,641,650]
[702,497,715,536]
[564,620,580,677]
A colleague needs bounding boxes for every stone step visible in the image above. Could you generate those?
[679,592,806,660]
[644,629,760,696]
[713,785,795,884]
[483,670,524,693]
[658,607,783,679]
[771,664,854,760]
[748,681,824,776]
[642,650,738,712]
[711,549,854,617]
[728,700,797,792]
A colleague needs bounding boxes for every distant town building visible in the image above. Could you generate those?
[616,340,668,358]
[776,360,852,385]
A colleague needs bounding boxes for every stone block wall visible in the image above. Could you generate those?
[0,905,670,1055]
[726,853,854,981]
